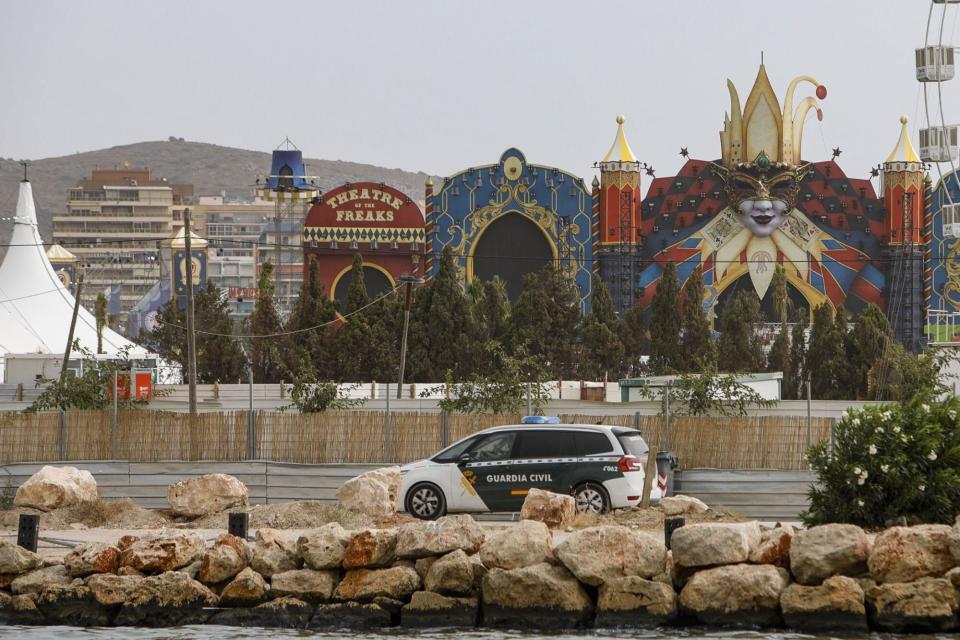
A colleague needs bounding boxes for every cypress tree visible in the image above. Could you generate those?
[336,254,375,381]
[717,289,765,373]
[766,266,791,383]
[407,248,470,381]
[620,301,647,376]
[848,304,891,400]
[510,263,582,380]
[95,292,107,354]
[806,303,848,399]
[649,261,682,374]
[249,261,283,382]
[785,313,809,400]
[286,257,339,379]
[145,280,246,383]
[581,275,624,380]
[679,266,713,372]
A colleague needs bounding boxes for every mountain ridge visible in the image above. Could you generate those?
[0,139,432,245]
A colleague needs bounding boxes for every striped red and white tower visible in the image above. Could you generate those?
[882,115,927,351]
[424,177,434,276]
[597,115,642,314]
[591,176,601,276]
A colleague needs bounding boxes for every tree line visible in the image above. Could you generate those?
[140,250,940,401]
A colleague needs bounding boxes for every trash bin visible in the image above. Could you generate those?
[655,451,680,497]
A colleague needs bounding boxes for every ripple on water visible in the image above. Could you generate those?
[0,627,952,640]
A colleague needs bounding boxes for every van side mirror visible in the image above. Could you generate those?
[457,453,472,466]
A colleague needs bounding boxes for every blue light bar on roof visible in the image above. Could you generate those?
[521,416,560,424]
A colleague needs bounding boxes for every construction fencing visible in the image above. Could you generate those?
[0,410,833,470]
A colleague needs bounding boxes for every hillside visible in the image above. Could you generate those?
[0,140,433,244]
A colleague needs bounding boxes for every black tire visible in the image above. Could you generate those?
[405,482,447,520]
[573,482,610,514]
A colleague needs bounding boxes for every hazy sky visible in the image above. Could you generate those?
[1,0,955,184]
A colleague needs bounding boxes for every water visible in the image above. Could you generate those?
[0,628,953,640]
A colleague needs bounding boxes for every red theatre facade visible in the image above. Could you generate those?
[301,182,425,308]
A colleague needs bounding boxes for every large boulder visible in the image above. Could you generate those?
[0,540,42,574]
[679,563,788,627]
[868,525,956,584]
[336,466,400,517]
[555,525,666,586]
[209,595,312,628]
[14,465,97,511]
[199,533,250,584]
[35,584,112,627]
[119,531,206,574]
[480,520,553,570]
[270,568,338,602]
[219,567,269,607]
[596,575,677,627]
[949,516,960,563]
[343,529,397,569]
[165,473,248,517]
[402,591,479,628]
[114,571,218,627]
[299,523,351,570]
[85,573,143,607]
[11,565,71,595]
[790,523,871,585]
[867,577,959,632]
[309,601,393,629]
[670,521,761,569]
[395,514,485,558]
[64,542,121,578]
[425,549,475,595]
[661,495,709,516]
[481,562,594,629]
[334,566,421,602]
[0,593,45,626]
[519,488,576,529]
[780,575,867,632]
[250,528,300,577]
[749,526,793,568]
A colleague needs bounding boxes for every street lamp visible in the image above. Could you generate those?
[396,275,425,400]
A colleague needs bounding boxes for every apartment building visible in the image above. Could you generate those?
[192,194,273,319]
[52,168,193,329]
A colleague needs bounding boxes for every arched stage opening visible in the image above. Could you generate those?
[472,212,553,300]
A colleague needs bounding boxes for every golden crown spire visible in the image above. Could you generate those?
[720,65,826,167]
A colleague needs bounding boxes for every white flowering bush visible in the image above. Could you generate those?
[803,394,960,527]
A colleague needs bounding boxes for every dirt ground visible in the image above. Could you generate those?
[0,499,747,532]
[0,499,421,532]
[570,505,749,531]
[0,498,167,530]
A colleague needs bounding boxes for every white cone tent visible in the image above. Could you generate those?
[0,180,149,360]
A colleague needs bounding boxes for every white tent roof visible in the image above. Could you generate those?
[0,180,148,359]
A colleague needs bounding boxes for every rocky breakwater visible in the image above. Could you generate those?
[3,493,960,632]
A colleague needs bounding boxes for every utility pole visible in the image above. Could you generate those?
[183,209,198,416]
[58,274,84,391]
[396,276,422,400]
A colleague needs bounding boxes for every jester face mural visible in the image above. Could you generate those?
[717,152,811,238]
[635,65,888,321]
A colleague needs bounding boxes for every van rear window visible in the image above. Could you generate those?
[616,432,649,457]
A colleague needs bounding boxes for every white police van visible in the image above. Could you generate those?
[398,416,658,520]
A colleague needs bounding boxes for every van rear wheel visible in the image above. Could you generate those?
[406,482,446,520]
[574,482,610,514]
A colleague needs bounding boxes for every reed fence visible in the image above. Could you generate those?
[0,410,833,470]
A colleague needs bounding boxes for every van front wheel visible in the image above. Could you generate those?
[405,482,447,520]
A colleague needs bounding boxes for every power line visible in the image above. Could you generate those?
[152,283,402,339]
[4,236,960,266]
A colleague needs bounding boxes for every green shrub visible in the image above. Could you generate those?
[803,394,960,527]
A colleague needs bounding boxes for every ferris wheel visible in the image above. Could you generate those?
[919,1,959,204]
